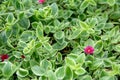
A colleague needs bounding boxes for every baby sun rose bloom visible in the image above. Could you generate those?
[84,46,94,54]
[0,54,9,62]
[38,0,45,4]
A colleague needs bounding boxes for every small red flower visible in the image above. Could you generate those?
[84,46,94,54]
[0,54,9,62]
[21,55,25,59]
[38,0,45,4]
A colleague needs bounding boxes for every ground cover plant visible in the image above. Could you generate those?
[0,0,120,80]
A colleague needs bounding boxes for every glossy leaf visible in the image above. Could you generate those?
[94,40,103,53]
[65,57,76,69]
[114,44,120,52]
[52,41,68,50]
[80,0,89,10]
[76,53,86,66]
[75,67,86,75]
[6,13,15,24]
[80,21,89,30]
[16,68,29,77]
[55,67,65,79]
[51,3,58,16]
[36,25,43,40]
[18,18,30,29]
[47,70,57,80]
[63,67,73,80]
[31,65,45,76]
[68,29,81,40]
[107,0,116,6]
[2,61,13,77]
[40,59,52,70]
[54,31,64,39]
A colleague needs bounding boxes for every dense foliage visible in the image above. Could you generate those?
[0,0,120,80]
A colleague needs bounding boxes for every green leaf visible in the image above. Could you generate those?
[0,31,8,44]
[110,11,120,19]
[104,23,114,29]
[63,67,73,80]
[43,42,52,51]
[55,67,65,79]
[97,0,107,4]
[80,0,89,10]
[91,59,103,70]
[39,6,51,18]
[54,19,60,26]
[39,76,47,80]
[67,54,78,60]
[23,40,35,54]
[84,39,94,47]
[6,13,15,24]
[75,67,86,75]
[54,31,64,39]
[47,70,57,80]
[40,59,52,70]
[80,75,92,80]
[65,57,76,69]
[89,0,97,6]
[114,44,120,52]
[0,62,5,70]
[80,30,89,37]
[107,0,116,6]
[94,40,103,53]
[87,28,95,34]
[51,3,58,16]
[31,65,45,76]
[68,29,81,40]
[109,26,119,38]
[30,60,39,67]
[17,40,27,51]
[32,22,39,29]
[18,17,30,29]
[112,63,120,74]
[104,59,112,67]
[80,21,89,30]
[52,41,68,50]
[36,25,43,40]
[62,10,73,19]
[95,23,105,30]
[11,23,20,37]
[76,53,86,66]
[7,39,14,49]
[100,76,116,80]
[2,61,13,77]
[88,18,98,27]
[13,51,22,58]
[5,27,13,37]
[16,68,29,77]
[20,31,35,42]
[57,52,62,62]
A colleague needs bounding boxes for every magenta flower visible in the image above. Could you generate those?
[38,0,45,4]
[84,46,94,54]
[0,54,9,62]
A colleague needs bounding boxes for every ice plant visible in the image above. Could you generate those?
[38,0,45,4]
[0,54,9,61]
[84,46,94,54]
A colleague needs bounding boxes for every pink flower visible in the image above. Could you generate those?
[84,46,94,54]
[0,54,9,61]
[38,0,45,4]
